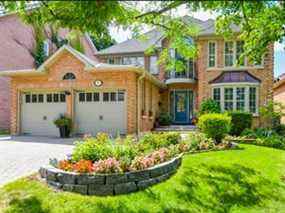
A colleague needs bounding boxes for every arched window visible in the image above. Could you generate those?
[63,73,76,80]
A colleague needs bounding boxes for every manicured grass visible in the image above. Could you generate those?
[1,144,285,213]
[0,129,9,136]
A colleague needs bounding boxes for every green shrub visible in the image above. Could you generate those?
[199,99,221,115]
[139,132,181,151]
[72,138,113,162]
[241,128,256,138]
[274,124,285,136]
[197,113,231,143]
[54,115,72,128]
[187,132,215,150]
[229,111,253,136]
[157,112,172,126]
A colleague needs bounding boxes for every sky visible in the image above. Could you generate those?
[109,9,285,77]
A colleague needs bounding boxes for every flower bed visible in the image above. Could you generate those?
[40,154,182,196]
[40,132,235,196]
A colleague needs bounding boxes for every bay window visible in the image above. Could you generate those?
[213,88,221,107]
[212,85,258,114]
[224,88,234,110]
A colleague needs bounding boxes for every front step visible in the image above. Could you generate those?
[153,125,196,132]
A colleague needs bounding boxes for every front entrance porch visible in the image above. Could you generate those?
[170,90,194,124]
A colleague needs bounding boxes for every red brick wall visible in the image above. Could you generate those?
[0,77,10,130]
[10,51,159,135]
[0,14,98,130]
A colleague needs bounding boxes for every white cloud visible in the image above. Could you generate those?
[275,42,285,52]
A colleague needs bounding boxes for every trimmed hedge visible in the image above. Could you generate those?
[198,113,231,143]
[229,111,253,136]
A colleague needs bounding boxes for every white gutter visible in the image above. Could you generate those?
[137,70,146,136]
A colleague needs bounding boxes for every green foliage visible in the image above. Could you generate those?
[157,112,172,126]
[72,132,180,163]
[187,132,215,150]
[72,138,113,162]
[198,113,231,143]
[139,132,181,151]
[229,111,253,136]
[199,99,221,115]
[53,115,72,128]
[260,101,285,128]
[274,124,285,136]
[90,30,116,51]
[3,144,285,212]
[67,30,85,53]
[2,1,285,70]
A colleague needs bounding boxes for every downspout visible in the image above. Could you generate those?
[137,70,146,136]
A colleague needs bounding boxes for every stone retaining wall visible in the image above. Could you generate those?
[39,155,182,196]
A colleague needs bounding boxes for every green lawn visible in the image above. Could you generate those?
[1,144,285,213]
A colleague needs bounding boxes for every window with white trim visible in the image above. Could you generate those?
[212,85,258,113]
[208,42,216,67]
[169,48,195,78]
[225,41,234,67]
[213,88,221,108]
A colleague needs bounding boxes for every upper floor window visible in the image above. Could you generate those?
[224,41,245,67]
[169,48,195,78]
[107,56,144,67]
[123,56,144,66]
[208,42,216,67]
[43,40,49,57]
[149,55,159,74]
[63,73,76,80]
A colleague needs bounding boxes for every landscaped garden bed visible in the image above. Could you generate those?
[40,132,235,195]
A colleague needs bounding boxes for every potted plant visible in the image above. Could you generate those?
[54,115,72,138]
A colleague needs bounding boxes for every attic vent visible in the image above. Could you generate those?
[63,73,76,80]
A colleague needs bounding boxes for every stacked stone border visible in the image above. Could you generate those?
[39,155,182,196]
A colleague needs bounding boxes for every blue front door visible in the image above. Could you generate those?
[174,91,188,123]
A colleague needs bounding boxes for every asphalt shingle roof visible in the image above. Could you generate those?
[210,71,261,84]
[97,16,240,55]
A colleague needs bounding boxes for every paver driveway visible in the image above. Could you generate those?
[0,136,75,186]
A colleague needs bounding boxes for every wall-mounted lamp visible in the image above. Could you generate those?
[65,91,71,96]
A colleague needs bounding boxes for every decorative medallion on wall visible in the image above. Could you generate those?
[93,80,103,87]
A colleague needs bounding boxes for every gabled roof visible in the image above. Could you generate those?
[0,45,166,88]
[210,71,261,84]
[97,29,164,55]
[97,16,240,56]
[37,45,97,72]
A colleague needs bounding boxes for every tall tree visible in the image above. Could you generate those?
[1,1,284,69]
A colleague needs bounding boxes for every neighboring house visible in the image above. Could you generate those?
[0,13,97,130]
[273,74,285,123]
[0,16,274,137]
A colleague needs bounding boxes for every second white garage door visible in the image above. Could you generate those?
[21,93,67,136]
[75,90,127,136]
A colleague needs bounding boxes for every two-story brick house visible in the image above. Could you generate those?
[97,16,274,127]
[1,16,273,137]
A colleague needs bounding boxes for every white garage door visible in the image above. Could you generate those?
[75,90,127,137]
[21,93,67,136]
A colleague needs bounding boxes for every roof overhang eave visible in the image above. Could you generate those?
[0,69,44,77]
[86,65,166,89]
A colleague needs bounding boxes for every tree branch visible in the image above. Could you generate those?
[135,1,187,19]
